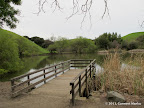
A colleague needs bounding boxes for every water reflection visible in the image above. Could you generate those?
[0,54,106,81]
[2,53,141,81]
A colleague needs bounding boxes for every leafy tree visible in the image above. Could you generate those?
[0,35,21,74]
[136,35,144,42]
[136,35,144,48]
[95,32,122,49]
[128,41,138,50]
[0,0,21,29]
[110,40,121,48]
[23,36,31,40]
[55,37,69,53]
[16,37,30,57]
[48,37,69,53]
[48,44,57,53]
[70,37,96,54]
[47,36,96,54]
[42,39,54,48]
[95,34,110,49]
[121,41,128,50]
[31,36,45,47]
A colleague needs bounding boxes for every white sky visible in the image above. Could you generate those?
[5,0,144,39]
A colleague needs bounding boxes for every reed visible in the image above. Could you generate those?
[96,52,144,96]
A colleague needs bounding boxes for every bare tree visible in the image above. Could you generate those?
[37,0,109,27]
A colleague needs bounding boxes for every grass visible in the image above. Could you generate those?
[0,29,48,56]
[0,29,49,75]
[122,32,144,43]
[95,52,144,96]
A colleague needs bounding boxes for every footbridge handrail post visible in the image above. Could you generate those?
[79,75,82,97]
[10,60,71,98]
[69,59,96,106]
[85,69,89,98]
[70,82,75,105]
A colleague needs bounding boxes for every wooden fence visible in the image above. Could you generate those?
[70,59,96,105]
[11,59,95,98]
[11,60,71,97]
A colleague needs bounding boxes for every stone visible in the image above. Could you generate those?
[99,90,104,94]
[107,91,126,103]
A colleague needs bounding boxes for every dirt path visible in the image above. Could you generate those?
[0,69,144,108]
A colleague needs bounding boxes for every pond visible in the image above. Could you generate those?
[1,52,141,82]
[0,53,106,82]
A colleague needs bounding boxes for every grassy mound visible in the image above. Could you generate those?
[0,29,48,75]
[122,32,144,42]
[0,29,48,56]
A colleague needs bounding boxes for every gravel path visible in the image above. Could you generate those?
[0,69,143,108]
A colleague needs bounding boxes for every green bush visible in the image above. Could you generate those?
[128,41,138,50]
[70,37,97,54]
[0,29,49,75]
[0,35,21,74]
[0,69,8,75]
[47,36,97,54]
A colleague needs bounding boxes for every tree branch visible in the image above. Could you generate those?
[102,0,110,19]
[37,0,109,28]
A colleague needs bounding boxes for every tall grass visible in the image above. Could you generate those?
[96,52,144,96]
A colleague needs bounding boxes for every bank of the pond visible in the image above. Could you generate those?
[95,53,144,97]
[0,81,143,108]
[128,49,144,53]
[98,49,144,54]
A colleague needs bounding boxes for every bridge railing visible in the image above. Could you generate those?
[11,60,71,97]
[70,59,96,105]
[70,59,93,67]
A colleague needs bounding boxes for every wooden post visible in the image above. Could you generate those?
[71,83,75,105]
[11,80,14,93]
[44,70,46,84]
[79,75,82,96]
[85,69,89,98]
[90,65,92,78]
[27,75,30,86]
[69,61,70,70]
[55,66,57,77]
[93,74,96,91]
[62,63,64,74]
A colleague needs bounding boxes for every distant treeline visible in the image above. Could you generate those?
[24,36,54,48]
[95,32,144,50]
[25,32,144,54]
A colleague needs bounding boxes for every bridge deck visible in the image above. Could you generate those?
[2,69,83,108]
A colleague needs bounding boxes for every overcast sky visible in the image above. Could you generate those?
[5,0,144,39]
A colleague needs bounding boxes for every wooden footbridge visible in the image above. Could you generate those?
[11,59,96,106]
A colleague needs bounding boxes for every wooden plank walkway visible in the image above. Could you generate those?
[1,69,83,108]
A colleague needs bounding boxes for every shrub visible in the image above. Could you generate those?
[0,36,21,74]
[96,53,144,96]
[70,37,96,53]
[128,41,138,50]
[0,69,8,75]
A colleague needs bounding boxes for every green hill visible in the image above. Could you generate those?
[0,29,48,56]
[0,29,48,75]
[122,32,144,42]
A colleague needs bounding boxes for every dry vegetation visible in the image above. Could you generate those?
[95,52,144,96]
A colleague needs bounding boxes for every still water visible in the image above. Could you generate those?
[1,52,138,82]
[0,54,106,81]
